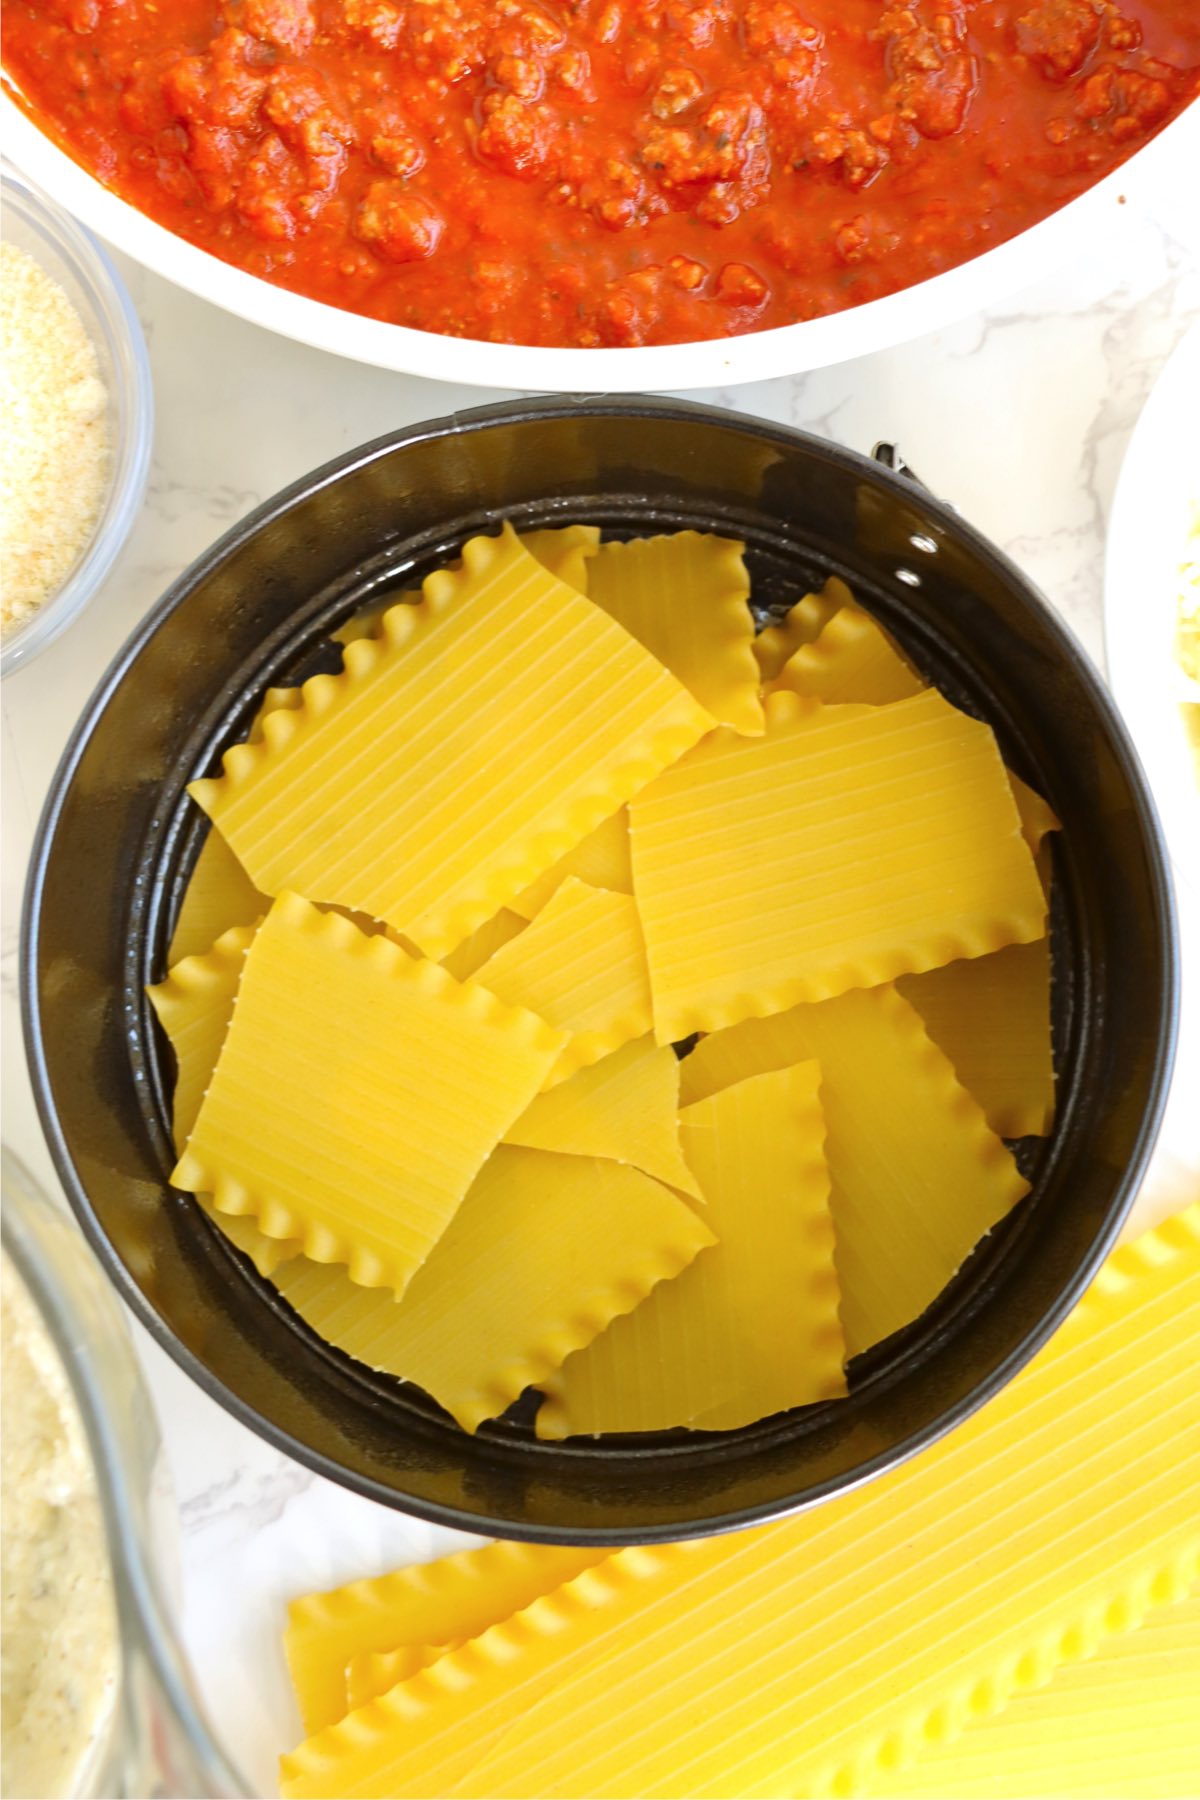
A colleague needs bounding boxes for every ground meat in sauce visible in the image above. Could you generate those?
[3,0,1198,347]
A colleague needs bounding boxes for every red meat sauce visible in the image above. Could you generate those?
[4,0,1198,347]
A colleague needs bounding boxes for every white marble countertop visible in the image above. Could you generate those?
[2,145,1198,1796]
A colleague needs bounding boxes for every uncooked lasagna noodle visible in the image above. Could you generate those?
[439,907,528,983]
[677,985,1029,1357]
[586,532,763,735]
[897,939,1055,1140]
[147,923,256,1151]
[278,1208,1200,1800]
[875,1585,1200,1799]
[769,599,925,704]
[346,1642,463,1711]
[147,923,301,1277]
[537,1061,845,1436]
[510,807,632,920]
[752,577,852,679]
[284,1541,611,1735]
[271,1146,714,1432]
[328,525,601,647]
[1007,770,1061,855]
[503,1035,701,1200]
[472,877,653,1085]
[190,524,712,957]
[631,687,1047,1043]
[167,829,266,964]
[172,893,567,1294]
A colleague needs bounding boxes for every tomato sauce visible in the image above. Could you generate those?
[4,0,1198,347]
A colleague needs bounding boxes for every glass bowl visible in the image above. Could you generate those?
[0,165,153,676]
[1,1148,247,1797]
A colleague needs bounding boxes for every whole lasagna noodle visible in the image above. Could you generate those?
[503,1035,701,1201]
[472,877,653,1086]
[341,1582,1200,1789]
[190,524,712,957]
[284,1541,611,1736]
[271,1147,714,1432]
[173,893,567,1295]
[630,687,1047,1043]
[278,1210,1200,1800]
[586,532,763,736]
[898,939,1056,1140]
[538,1061,846,1438]
[677,984,1029,1358]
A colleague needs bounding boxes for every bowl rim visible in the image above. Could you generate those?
[0,163,154,677]
[20,395,1181,1543]
[3,87,1198,393]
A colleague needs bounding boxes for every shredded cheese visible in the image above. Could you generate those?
[1,242,109,636]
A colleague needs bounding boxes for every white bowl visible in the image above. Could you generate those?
[3,90,1197,393]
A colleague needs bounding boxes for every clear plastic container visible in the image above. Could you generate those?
[1,164,153,675]
[1,1149,248,1798]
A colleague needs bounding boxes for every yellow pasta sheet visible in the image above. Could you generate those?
[1008,769,1061,854]
[587,532,762,735]
[173,893,566,1294]
[246,684,304,741]
[284,1541,611,1735]
[770,600,925,705]
[504,1035,700,1199]
[439,907,527,982]
[897,938,1055,1139]
[167,827,266,964]
[678,984,1028,1357]
[878,1586,1200,1800]
[631,688,1047,1043]
[473,877,653,1085]
[189,524,712,958]
[278,1208,1200,1800]
[272,1146,714,1432]
[329,526,601,647]
[346,1641,463,1710]
[329,592,417,648]
[752,575,852,679]
[510,806,632,920]
[539,1061,845,1436]
[168,684,309,959]
[148,924,255,1150]
[147,923,300,1277]
[519,523,601,593]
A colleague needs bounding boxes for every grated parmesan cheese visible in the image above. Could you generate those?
[1,241,110,637]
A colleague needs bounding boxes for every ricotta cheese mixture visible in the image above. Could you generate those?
[0,241,110,637]
[1,1254,119,1798]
